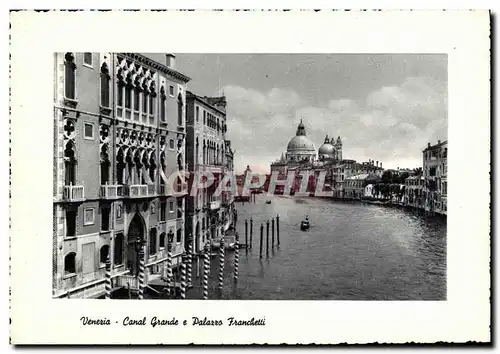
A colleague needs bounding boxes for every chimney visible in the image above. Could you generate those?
[428,143,431,148]
[165,53,176,70]
[376,161,379,167]
[438,140,441,144]
[380,162,383,168]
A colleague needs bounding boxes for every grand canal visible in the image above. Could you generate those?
[187,195,447,300]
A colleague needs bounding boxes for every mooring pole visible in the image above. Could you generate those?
[180,254,187,300]
[166,236,173,297]
[266,220,269,257]
[105,254,112,299]
[245,219,248,251]
[250,217,254,249]
[276,214,280,247]
[259,223,264,259]
[138,245,145,300]
[187,234,193,288]
[203,243,210,300]
[234,233,239,282]
[271,217,275,249]
[218,237,225,291]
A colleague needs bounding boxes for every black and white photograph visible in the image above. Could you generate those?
[9,10,490,345]
[53,52,448,301]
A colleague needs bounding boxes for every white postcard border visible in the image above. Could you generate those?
[9,10,490,344]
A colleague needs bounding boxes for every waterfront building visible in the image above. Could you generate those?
[53,52,190,298]
[404,175,425,209]
[185,91,235,253]
[422,140,448,215]
[270,120,384,197]
[343,173,381,199]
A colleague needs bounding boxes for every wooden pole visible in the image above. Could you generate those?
[250,217,253,249]
[218,237,225,291]
[259,223,263,259]
[138,245,145,300]
[105,254,112,299]
[271,218,275,249]
[266,220,269,257]
[180,254,187,299]
[276,214,280,247]
[203,243,210,300]
[234,233,239,282]
[245,219,248,251]
[166,238,173,298]
[187,234,193,288]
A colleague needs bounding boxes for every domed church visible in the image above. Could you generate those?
[318,134,342,161]
[285,119,317,162]
[271,120,344,175]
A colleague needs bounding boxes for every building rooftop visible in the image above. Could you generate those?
[423,140,448,152]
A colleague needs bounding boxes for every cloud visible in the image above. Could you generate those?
[224,77,447,172]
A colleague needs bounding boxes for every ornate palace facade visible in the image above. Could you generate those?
[53,52,190,298]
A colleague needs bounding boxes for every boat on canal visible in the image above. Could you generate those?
[265,200,272,204]
[300,217,310,231]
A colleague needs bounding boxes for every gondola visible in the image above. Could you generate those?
[265,200,272,204]
[300,219,310,231]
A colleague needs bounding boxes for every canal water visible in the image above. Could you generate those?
[187,195,447,300]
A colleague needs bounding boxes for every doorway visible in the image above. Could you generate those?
[126,213,145,275]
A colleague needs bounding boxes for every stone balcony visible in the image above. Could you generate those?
[100,184,124,199]
[63,184,85,202]
[124,184,156,199]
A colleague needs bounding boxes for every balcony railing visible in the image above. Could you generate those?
[116,274,139,290]
[100,184,124,199]
[125,184,156,198]
[63,184,85,202]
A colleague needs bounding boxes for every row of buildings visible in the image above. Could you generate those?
[269,120,447,215]
[270,120,385,193]
[53,52,235,298]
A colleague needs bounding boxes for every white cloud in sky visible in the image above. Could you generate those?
[224,76,447,173]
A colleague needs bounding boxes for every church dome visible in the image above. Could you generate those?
[318,134,335,156]
[286,119,316,153]
[287,135,316,152]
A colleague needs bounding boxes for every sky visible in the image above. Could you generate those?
[146,53,448,174]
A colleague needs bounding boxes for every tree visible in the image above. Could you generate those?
[400,172,410,183]
[381,170,393,184]
[414,167,423,176]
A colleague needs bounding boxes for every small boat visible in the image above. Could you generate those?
[265,200,272,204]
[300,219,310,231]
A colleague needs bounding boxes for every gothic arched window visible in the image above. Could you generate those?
[64,140,77,186]
[159,232,166,249]
[64,53,76,100]
[100,144,110,185]
[149,83,156,116]
[160,86,166,122]
[149,153,156,183]
[116,148,125,185]
[177,93,183,126]
[142,82,149,114]
[134,77,141,112]
[100,62,110,107]
[125,73,133,109]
